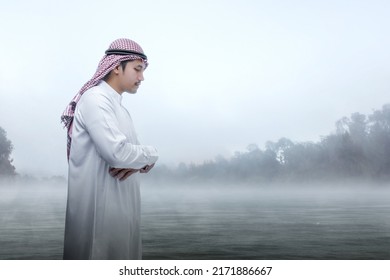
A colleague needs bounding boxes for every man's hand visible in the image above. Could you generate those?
[109,163,155,180]
[109,167,139,181]
[139,163,155,173]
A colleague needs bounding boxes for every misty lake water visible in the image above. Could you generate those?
[1,181,390,259]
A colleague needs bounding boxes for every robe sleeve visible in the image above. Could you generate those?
[77,92,158,169]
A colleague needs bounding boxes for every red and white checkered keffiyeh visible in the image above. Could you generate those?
[61,38,148,159]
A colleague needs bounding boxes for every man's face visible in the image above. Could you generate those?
[118,59,146,94]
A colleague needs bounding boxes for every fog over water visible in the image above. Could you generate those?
[1,179,389,260]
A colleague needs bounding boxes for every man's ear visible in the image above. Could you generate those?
[113,65,122,75]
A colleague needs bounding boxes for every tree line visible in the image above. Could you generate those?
[0,126,16,177]
[149,104,390,184]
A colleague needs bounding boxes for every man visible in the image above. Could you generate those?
[61,38,158,259]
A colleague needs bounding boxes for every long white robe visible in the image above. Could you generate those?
[63,81,158,260]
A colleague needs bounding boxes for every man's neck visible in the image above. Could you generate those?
[104,78,123,95]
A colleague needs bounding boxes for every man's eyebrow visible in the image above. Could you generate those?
[135,64,145,69]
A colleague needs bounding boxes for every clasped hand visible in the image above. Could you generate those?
[109,163,155,181]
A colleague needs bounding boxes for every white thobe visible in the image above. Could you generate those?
[63,81,158,260]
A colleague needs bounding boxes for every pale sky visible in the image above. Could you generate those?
[0,0,389,176]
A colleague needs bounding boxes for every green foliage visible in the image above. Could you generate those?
[0,126,16,177]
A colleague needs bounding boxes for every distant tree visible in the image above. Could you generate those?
[265,137,294,164]
[0,126,16,177]
[366,104,390,177]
